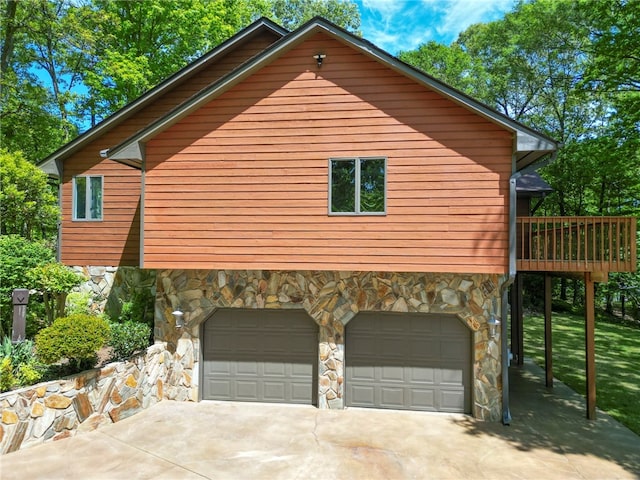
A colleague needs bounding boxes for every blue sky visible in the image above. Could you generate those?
[354,0,516,54]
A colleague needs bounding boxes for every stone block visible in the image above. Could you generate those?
[78,413,108,433]
[30,402,45,418]
[3,421,27,454]
[2,409,18,424]
[52,411,76,432]
[125,374,138,388]
[73,392,94,423]
[53,430,73,442]
[108,397,141,423]
[33,408,56,438]
[44,394,72,410]
[110,388,122,405]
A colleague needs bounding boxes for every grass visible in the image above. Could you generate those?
[522,311,640,435]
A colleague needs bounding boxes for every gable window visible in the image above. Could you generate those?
[73,176,103,221]
[329,157,386,215]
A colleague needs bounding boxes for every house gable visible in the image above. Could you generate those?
[142,32,513,273]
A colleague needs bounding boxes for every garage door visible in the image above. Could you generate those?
[345,313,471,412]
[202,309,317,404]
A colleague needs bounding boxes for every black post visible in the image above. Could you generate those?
[12,289,29,342]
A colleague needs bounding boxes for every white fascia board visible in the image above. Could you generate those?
[516,131,557,153]
[108,141,144,165]
[38,157,61,177]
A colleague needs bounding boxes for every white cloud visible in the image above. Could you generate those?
[361,0,404,17]
[421,0,515,39]
[356,0,515,54]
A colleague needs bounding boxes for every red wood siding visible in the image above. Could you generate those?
[144,33,513,273]
[60,31,280,266]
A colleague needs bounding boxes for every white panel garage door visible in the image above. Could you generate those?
[346,313,471,412]
[202,309,317,404]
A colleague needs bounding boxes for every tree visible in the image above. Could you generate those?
[1,0,362,157]
[26,263,85,325]
[269,0,360,32]
[0,149,60,239]
[399,41,488,99]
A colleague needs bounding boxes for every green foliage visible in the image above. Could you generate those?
[269,0,360,32]
[117,289,155,327]
[35,314,110,372]
[0,358,15,392]
[399,41,488,98]
[108,321,151,361]
[1,0,362,155]
[27,263,86,325]
[0,149,59,239]
[17,362,42,386]
[65,291,94,316]
[0,235,54,337]
[0,337,42,392]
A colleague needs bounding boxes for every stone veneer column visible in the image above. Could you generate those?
[155,270,505,420]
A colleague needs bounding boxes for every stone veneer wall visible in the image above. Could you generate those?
[156,270,506,421]
[73,266,156,317]
[0,342,192,455]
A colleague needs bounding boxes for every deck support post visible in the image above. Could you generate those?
[544,273,553,388]
[510,274,524,366]
[585,272,596,420]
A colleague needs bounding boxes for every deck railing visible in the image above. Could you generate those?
[516,216,637,273]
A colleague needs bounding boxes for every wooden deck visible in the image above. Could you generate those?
[516,216,637,274]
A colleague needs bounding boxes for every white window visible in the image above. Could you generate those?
[329,157,386,215]
[73,176,103,221]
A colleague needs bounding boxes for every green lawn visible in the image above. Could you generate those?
[522,312,640,435]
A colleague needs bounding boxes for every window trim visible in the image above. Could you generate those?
[328,157,387,216]
[72,175,103,221]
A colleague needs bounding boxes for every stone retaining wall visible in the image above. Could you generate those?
[155,269,506,420]
[0,342,191,455]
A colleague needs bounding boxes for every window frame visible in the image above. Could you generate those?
[328,157,387,216]
[72,175,103,221]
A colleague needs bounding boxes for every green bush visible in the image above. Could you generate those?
[17,362,42,386]
[0,336,42,391]
[0,234,54,337]
[66,291,94,316]
[0,358,15,392]
[35,314,110,372]
[108,321,151,361]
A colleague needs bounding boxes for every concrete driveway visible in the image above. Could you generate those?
[1,361,639,479]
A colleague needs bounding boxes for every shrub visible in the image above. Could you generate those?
[108,321,151,361]
[35,314,110,372]
[66,291,94,316]
[0,234,54,337]
[17,362,42,386]
[0,337,42,391]
[0,358,15,392]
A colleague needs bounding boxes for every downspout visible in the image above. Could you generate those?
[500,173,517,425]
[501,150,558,425]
